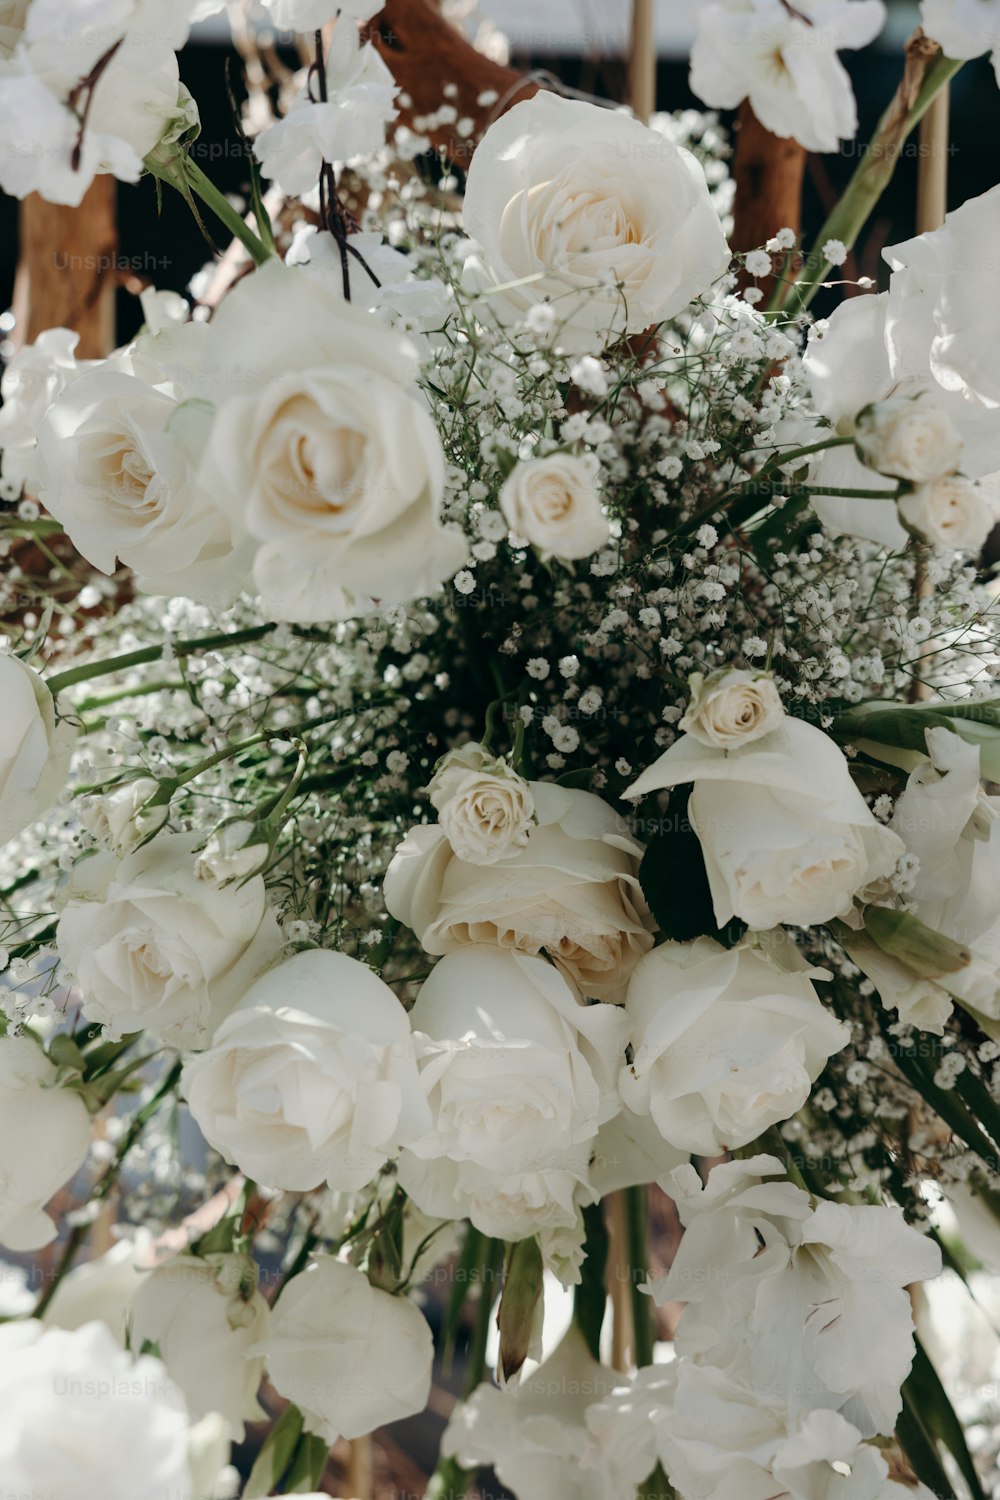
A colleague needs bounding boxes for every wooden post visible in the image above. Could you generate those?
[11,177,118,357]
[629,0,656,123]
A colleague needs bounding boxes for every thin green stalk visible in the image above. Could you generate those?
[782,48,963,318]
[47,625,277,696]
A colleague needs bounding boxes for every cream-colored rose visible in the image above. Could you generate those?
[462,92,730,353]
[427,742,535,864]
[57,831,283,1049]
[0,1035,91,1251]
[384,782,655,1001]
[897,474,995,551]
[0,652,72,848]
[198,260,466,622]
[679,668,785,749]
[499,454,610,562]
[78,777,167,858]
[619,938,848,1154]
[130,1253,269,1441]
[255,1256,432,1442]
[855,398,964,483]
[181,948,430,1191]
[628,718,904,930]
[0,326,82,491]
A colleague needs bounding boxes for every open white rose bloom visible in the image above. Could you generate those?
[3,4,1000,1495]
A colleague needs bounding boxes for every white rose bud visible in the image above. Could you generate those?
[619,938,848,1154]
[78,777,167,858]
[855,398,964,483]
[182,948,431,1191]
[255,1256,432,1442]
[0,1035,91,1251]
[499,454,611,562]
[679,668,785,749]
[195,819,270,886]
[898,474,995,551]
[427,742,535,865]
[130,1253,269,1441]
[0,652,73,848]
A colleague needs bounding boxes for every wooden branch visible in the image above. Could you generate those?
[371,0,539,164]
[730,102,807,284]
[11,176,118,357]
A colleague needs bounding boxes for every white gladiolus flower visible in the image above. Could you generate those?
[78,777,166,858]
[679,667,785,748]
[0,652,73,848]
[396,945,626,1239]
[182,948,431,1191]
[921,0,1000,84]
[197,259,466,622]
[498,454,611,562]
[628,718,904,930]
[0,326,83,492]
[384,782,655,1001]
[690,0,886,153]
[255,1256,432,1442]
[620,938,849,1154]
[897,474,996,551]
[253,23,397,194]
[462,92,730,353]
[57,831,284,1049]
[0,1035,91,1251]
[854,397,964,483]
[0,1319,201,1500]
[130,1253,269,1440]
[43,1233,153,1338]
[426,742,535,864]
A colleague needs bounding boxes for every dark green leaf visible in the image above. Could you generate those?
[573,1201,608,1361]
[638,786,745,946]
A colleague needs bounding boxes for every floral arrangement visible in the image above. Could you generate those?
[1,0,1000,1497]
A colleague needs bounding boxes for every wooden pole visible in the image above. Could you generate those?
[11,177,118,358]
[910,79,950,702]
[629,0,656,123]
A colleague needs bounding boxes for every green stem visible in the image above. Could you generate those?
[782,49,964,318]
[47,625,276,696]
[626,1185,654,1368]
[184,158,273,267]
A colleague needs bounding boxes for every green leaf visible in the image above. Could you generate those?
[862,906,971,981]
[901,1337,986,1500]
[573,1201,608,1361]
[638,786,745,946]
[441,1224,484,1375]
[283,1431,330,1492]
[833,697,1000,781]
[242,1402,304,1498]
[47,1034,86,1074]
[496,1236,543,1383]
[223,57,277,255]
[897,1393,960,1500]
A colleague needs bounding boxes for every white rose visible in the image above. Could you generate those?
[619,938,848,1154]
[402,1150,592,1244]
[0,1319,197,1500]
[43,1232,152,1338]
[181,948,430,1191]
[130,1253,269,1440]
[0,326,83,491]
[427,742,535,864]
[78,777,167,858]
[35,343,250,608]
[854,398,964,482]
[628,717,904,930]
[197,260,466,623]
[462,92,730,354]
[498,454,610,562]
[401,942,625,1164]
[253,24,396,194]
[897,474,995,551]
[194,819,269,886]
[679,667,785,749]
[0,1035,91,1251]
[384,782,655,1001]
[57,831,284,1049]
[255,1256,432,1442]
[690,0,885,153]
[0,652,72,847]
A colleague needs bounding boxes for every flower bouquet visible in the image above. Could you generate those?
[0,1,999,1496]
